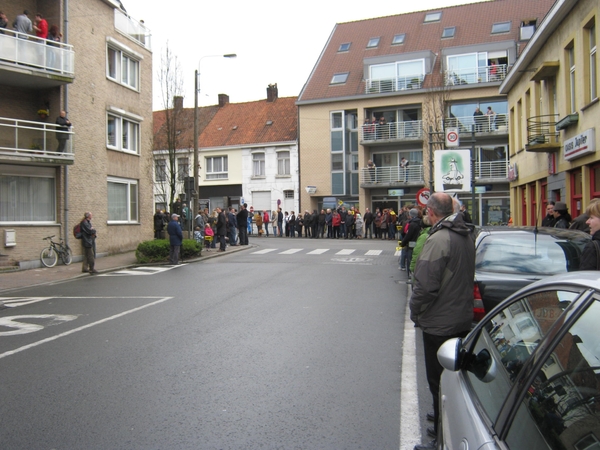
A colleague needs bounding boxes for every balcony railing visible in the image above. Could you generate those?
[365,75,424,94]
[0,29,74,75]
[476,161,508,180]
[526,114,561,152]
[115,9,152,49]
[0,117,74,161]
[360,165,424,185]
[442,114,508,134]
[361,120,423,142]
[444,64,508,86]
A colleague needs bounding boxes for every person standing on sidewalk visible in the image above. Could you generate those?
[80,211,98,274]
[216,207,227,251]
[167,213,183,264]
[236,203,249,245]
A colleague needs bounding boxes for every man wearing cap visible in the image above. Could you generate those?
[167,213,183,264]
[552,202,571,229]
[400,208,422,276]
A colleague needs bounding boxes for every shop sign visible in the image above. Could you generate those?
[564,128,595,161]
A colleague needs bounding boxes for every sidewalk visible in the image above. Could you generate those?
[0,244,250,294]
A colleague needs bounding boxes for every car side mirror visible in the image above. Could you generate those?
[438,338,462,371]
[467,348,497,382]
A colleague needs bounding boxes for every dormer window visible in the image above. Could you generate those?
[367,37,380,48]
[424,12,442,23]
[338,42,351,52]
[492,21,511,34]
[442,27,456,39]
[520,19,537,40]
[331,73,349,85]
[392,34,406,45]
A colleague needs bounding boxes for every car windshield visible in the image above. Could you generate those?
[476,232,588,275]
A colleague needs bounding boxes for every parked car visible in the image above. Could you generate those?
[438,271,600,450]
[474,226,590,319]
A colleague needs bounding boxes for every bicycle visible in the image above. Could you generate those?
[40,235,73,267]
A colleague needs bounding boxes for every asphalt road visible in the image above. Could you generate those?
[0,237,427,449]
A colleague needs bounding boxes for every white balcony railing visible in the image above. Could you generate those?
[365,75,424,94]
[476,161,508,180]
[0,29,74,75]
[445,64,508,86]
[114,9,152,50]
[0,117,74,158]
[360,165,424,185]
[361,120,423,141]
[442,114,508,133]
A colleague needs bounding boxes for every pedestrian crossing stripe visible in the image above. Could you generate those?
[249,249,388,256]
[336,249,355,255]
[307,249,329,255]
[279,248,303,255]
[98,265,185,276]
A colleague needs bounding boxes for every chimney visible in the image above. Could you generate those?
[218,94,229,107]
[266,83,278,102]
[173,96,183,110]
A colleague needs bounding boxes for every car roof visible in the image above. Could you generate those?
[476,225,589,238]
[513,270,600,292]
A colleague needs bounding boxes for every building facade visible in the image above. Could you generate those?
[0,0,153,268]
[500,0,599,225]
[297,0,555,224]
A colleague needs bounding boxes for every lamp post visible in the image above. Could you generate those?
[193,53,237,219]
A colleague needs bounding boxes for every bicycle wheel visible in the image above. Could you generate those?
[40,246,58,267]
[60,246,73,265]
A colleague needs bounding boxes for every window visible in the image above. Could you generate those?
[252,152,265,177]
[107,45,140,90]
[367,37,380,48]
[108,177,138,223]
[177,157,189,181]
[155,159,166,182]
[568,44,576,113]
[589,23,597,101]
[0,170,55,222]
[107,112,140,154]
[369,59,425,91]
[284,190,294,199]
[338,42,351,52]
[331,112,343,152]
[424,12,441,23]
[277,151,290,176]
[442,27,456,38]
[392,34,406,45]
[331,73,349,84]
[206,156,228,180]
[491,21,511,34]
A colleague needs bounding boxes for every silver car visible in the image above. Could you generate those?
[438,271,600,450]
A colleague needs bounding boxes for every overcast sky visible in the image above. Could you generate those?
[121,0,489,110]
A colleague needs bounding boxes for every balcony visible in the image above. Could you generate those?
[0,30,74,88]
[442,114,508,135]
[365,75,424,94]
[361,120,423,143]
[444,64,508,86]
[475,161,508,182]
[114,9,152,50]
[0,117,74,165]
[526,115,560,152]
[360,165,424,187]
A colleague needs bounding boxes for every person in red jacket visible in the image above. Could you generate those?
[332,210,342,239]
[263,210,270,237]
[33,13,48,39]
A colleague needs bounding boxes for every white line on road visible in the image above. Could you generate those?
[335,249,355,255]
[399,295,420,450]
[364,250,383,256]
[0,296,174,360]
[307,249,329,255]
[0,297,54,307]
[279,248,303,254]
[251,249,278,254]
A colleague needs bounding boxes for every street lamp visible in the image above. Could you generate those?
[193,53,237,220]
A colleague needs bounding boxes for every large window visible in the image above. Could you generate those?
[107,112,140,154]
[277,151,290,176]
[206,156,228,180]
[177,157,189,181]
[155,159,166,182]
[568,44,576,113]
[107,44,140,90]
[369,59,425,91]
[0,169,55,223]
[589,22,597,101]
[108,177,138,223]
[252,152,265,177]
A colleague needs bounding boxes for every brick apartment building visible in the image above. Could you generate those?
[0,0,153,268]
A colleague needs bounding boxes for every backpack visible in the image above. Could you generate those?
[73,222,82,239]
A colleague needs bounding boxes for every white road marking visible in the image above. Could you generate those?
[0,297,53,307]
[0,296,174,359]
[399,291,420,450]
[365,250,382,256]
[307,249,329,255]
[279,248,303,254]
[394,250,402,257]
[0,314,78,336]
[98,265,185,276]
[251,249,278,254]
[335,249,355,255]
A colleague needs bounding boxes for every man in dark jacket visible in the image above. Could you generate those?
[80,211,98,273]
[166,213,183,264]
[542,201,556,227]
[400,208,422,276]
[216,207,227,251]
[363,208,374,239]
[228,207,238,245]
[236,204,249,245]
[553,202,571,229]
[303,211,312,238]
[277,208,283,237]
[153,208,165,239]
[410,193,475,450]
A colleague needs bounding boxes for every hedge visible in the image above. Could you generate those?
[135,239,202,263]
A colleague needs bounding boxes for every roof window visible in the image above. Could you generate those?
[424,12,442,23]
[442,27,456,39]
[392,34,406,45]
[338,42,351,52]
[367,37,380,48]
[492,21,511,34]
[330,73,349,85]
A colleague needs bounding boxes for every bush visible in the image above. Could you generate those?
[136,239,202,263]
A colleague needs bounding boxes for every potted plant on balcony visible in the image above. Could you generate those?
[37,109,49,119]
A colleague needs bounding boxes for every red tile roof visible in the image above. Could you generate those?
[298,0,556,102]
[153,105,220,150]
